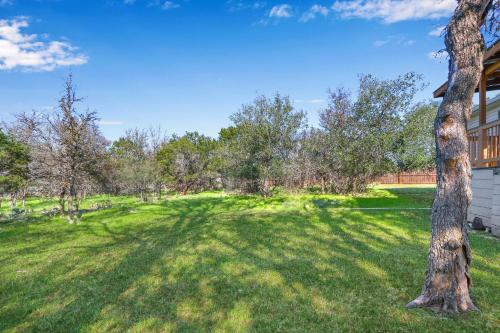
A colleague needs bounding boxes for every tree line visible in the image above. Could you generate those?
[0,72,436,213]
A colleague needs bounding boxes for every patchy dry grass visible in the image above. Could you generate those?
[0,187,498,332]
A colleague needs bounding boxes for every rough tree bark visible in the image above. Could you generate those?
[9,192,17,209]
[59,188,66,214]
[21,186,27,208]
[407,0,491,313]
[68,175,77,215]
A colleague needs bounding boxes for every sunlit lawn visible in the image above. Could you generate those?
[0,187,499,332]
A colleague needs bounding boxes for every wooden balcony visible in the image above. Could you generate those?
[468,119,500,167]
[434,40,500,168]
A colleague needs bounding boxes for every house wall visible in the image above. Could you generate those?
[469,168,493,228]
[467,95,500,130]
[490,170,500,236]
[469,168,500,236]
[467,95,500,236]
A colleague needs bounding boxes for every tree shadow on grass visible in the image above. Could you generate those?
[0,194,498,332]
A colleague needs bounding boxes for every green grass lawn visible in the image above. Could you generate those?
[0,187,499,332]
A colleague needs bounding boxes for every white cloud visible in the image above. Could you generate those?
[428,50,448,62]
[429,25,446,37]
[331,0,456,23]
[226,1,266,11]
[162,1,180,10]
[145,0,180,10]
[300,4,329,23]
[98,120,125,126]
[269,4,293,18]
[0,18,88,71]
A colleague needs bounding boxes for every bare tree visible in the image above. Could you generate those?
[407,0,498,313]
[13,75,108,219]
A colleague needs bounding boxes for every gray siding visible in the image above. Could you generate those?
[467,95,500,236]
[468,169,493,228]
[490,171,500,236]
[469,168,500,236]
[467,94,500,131]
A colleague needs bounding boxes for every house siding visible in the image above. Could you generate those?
[467,95,500,236]
[467,95,500,130]
[469,168,493,229]
[490,169,500,236]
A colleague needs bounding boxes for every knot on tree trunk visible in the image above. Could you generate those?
[445,158,458,169]
[444,238,462,251]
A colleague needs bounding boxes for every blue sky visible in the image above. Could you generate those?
[0,1,460,140]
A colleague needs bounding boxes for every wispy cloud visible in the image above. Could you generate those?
[429,25,446,37]
[300,4,329,23]
[0,0,13,6]
[226,0,266,12]
[331,0,456,24]
[428,50,448,62]
[0,18,88,71]
[374,35,415,47]
[147,0,181,10]
[161,1,180,10]
[269,4,293,18]
[98,120,125,126]
[126,0,181,10]
[254,3,293,25]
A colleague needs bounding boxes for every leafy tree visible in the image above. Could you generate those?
[319,73,423,193]
[157,132,218,194]
[228,94,307,196]
[109,127,165,201]
[2,111,40,207]
[0,129,30,208]
[211,127,233,187]
[393,102,437,172]
[290,129,331,193]
[109,135,152,198]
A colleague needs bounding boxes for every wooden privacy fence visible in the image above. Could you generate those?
[373,171,436,184]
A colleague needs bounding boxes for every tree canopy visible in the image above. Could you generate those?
[0,129,30,203]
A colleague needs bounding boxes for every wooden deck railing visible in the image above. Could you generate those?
[468,119,500,167]
[468,128,480,166]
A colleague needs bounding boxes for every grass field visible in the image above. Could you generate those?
[0,187,499,332]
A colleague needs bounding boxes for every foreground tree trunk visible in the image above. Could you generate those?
[9,192,17,209]
[407,0,489,313]
[59,189,66,214]
[68,176,77,216]
[21,187,27,208]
